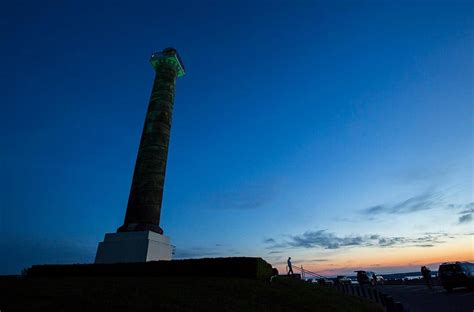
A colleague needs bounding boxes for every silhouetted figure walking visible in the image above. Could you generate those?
[421,266,433,289]
[287,257,294,275]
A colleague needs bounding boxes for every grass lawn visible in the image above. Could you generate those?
[1,275,381,311]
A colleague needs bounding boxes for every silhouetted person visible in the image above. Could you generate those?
[421,266,433,289]
[287,257,294,275]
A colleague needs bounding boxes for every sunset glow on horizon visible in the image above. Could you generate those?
[272,238,474,276]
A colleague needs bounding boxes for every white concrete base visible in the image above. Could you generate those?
[95,231,173,264]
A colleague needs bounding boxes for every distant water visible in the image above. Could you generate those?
[402,275,423,280]
[381,272,438,280]
[344,272,438,280]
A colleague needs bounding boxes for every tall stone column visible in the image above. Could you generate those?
[118,47,185,234]
[95,48,185,264]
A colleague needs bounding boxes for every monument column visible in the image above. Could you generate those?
[118,47,185,235]
[95,48,185,264]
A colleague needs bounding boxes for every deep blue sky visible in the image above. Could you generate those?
[1,1,472,275]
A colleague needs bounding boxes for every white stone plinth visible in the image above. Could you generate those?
[95,231,173,264]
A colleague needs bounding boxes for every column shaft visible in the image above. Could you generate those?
[118,64,177,234]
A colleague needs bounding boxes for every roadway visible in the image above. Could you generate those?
[378,285,474,312]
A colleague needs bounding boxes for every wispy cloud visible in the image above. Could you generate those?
[361,191,443,215]
[265,230,449,250]
[377,237,406,247]
[459,214,472,224]
[287,230,364,249]
[448,202,474,225]
[465,202,474,209]
[448,202,474,213]
[459,204,474,215]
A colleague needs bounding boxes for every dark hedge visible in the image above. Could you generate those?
[2,275,381,311]
[25,257,273,280]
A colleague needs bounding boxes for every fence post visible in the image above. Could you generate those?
[379,293,387,307]
[372,289,379,303]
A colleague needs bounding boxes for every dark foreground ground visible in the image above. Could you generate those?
[0,276,380,311]
[379,285,474,312]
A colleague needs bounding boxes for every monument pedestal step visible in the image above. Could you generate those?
[95,231,172,264]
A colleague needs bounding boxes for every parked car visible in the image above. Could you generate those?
[355,271,377,286]
[318,278,334,285]
[335,275,352,285]
[438,261,474,292]
[375,275,384,285]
